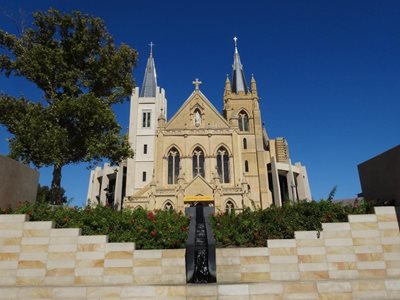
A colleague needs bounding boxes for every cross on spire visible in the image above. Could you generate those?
[149,41,155,56]
[192,78,202,90]
[233,36,238,48]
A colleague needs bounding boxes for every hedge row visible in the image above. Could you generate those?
[2,202,189,249]
[1,199,374,249]
[210,199,374,247]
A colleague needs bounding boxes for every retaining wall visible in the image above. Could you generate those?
[0,206,399,299]
[0,214,185,287]
[216,206,400,283]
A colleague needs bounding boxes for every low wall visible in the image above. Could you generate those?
[0,214,185,286]
[216,206,400,283]
[0,206,399,299]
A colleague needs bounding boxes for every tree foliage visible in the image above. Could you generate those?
[36,184,69,204]
[327,185,337,201]
[0,9,137,203]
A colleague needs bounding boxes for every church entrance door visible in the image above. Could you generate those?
[191,201,214,207]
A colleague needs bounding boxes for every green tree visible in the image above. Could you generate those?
[0,9,137,204]
[327,185,337,201]
[36,184,69,204]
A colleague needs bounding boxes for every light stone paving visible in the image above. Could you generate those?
[0,280,399,299]
[0,206,399,299]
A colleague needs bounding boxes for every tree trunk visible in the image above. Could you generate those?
[50,164,63,205]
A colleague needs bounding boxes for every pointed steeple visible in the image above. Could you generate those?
[224,74,231,96]
[250,73,257,95]
[231,37,248,94]
[140,42,157,97]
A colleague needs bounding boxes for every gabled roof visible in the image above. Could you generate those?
[165,90,230,130]
[184,175,214,197]
[133,182,151,197]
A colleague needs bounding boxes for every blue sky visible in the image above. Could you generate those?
[0,0,399,206]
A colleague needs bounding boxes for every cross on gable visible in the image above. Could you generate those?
[192,78,202,90]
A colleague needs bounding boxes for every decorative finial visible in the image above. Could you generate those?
[149,41,155,56]
[158,107,166,123]
[192,78,202,90]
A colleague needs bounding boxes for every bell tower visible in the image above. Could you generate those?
[126,42,167,197]
[223,37,273,208]
[223,37,260,125]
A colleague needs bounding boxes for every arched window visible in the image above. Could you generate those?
[243,138,247,149]
[245,160,249,172]
[167,147,180,184]
[164,202,173,210]
[238,111,249,132]
[225,200,235,214]
[192,147,205,178]
[216,147,230,183]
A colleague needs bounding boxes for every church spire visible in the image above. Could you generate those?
[224,74,231,96]
[250,73,257,95]
[231,37,248,94]
[140,42,158,97]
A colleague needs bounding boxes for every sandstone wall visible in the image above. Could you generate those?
[0,214,185,287]
[0,206,399,299]
[216,206,400,284]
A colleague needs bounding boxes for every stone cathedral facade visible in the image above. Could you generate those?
[87,40,311,212]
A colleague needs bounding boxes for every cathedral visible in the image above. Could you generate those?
[87,39,311,212]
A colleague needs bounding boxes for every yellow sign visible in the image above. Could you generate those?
[184,195,213,202]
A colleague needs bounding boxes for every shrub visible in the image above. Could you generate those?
[210,200,374,247]
[1,199,376,249]
[2,202,189,249]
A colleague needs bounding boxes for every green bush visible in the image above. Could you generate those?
[211,200,374,247]
[1,199,376,249]
[1,202,189,249]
